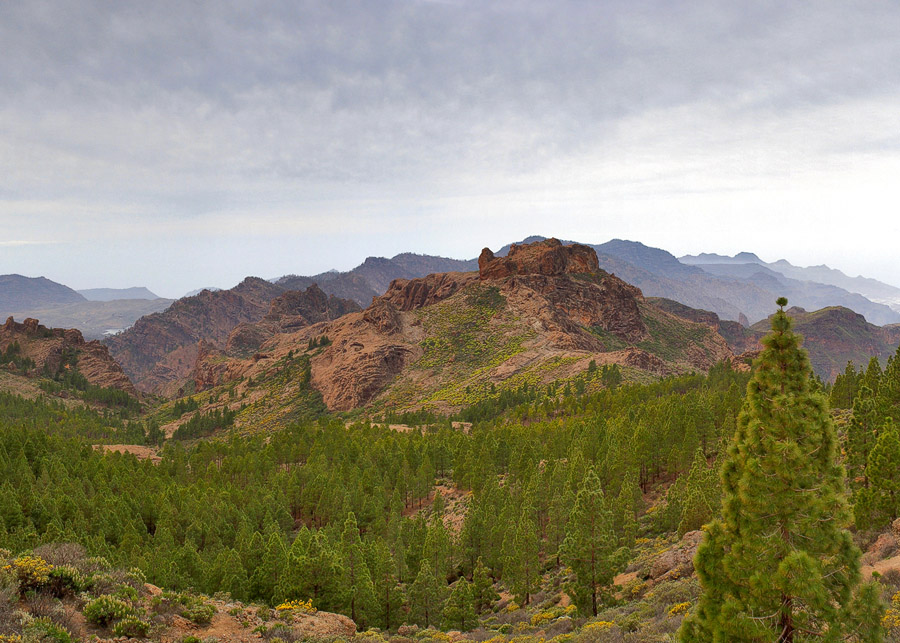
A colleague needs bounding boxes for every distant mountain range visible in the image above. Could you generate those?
[680,251,900,314]
[261,239,900,328]
[6,237,900,387]
[0,274,85,310]
[78,286,160,301]
[1,274,172,340]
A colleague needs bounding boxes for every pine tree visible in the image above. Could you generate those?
[368,539,404,631]
[846,385,879,488]
[471,556,498,614]
[504,504,541,606]
[680,298,884,642]
[560,468,628,617]
[340,512,376,626]
[441,578,477,632]
[860,419,900,529]
[422,514,452,581]
[877,346,900,421]
[408,559,447,628]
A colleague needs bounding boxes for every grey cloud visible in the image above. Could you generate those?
[3,1,900,293]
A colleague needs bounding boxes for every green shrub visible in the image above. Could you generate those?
[182,599,215,625]
[47,565,85,597]
[112,616,150,638]
[113,584,139,603]
[181,637,201,643]
[23,617,73,643]
[84,594,134,626]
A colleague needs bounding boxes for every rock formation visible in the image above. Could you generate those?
[1,316,136,395]
[478,238,599,280]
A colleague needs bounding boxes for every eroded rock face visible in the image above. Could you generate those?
[382,272,478,311]
[478,238,599,280]
[106,278,284,392]
[311,306,420,411]
[1,316,137,395]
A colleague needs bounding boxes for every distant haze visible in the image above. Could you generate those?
[2,2,899,298]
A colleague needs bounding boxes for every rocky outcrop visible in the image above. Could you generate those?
[1,317,136,395]
[478,238,599,280]
[382,272,478,311]
[648,530,703,581]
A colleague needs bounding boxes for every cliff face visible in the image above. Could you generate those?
[1,317,136,395]
[225,285,361,355]
[191,285,360,392]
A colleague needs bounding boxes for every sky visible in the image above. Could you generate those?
[2,1,900,298]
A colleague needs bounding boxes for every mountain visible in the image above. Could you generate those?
[1,276,173,340]
[275,272,379,307]
[655,296,900,381]
[273,252,480,306]
[78,286,160,301]
[1,316,136,396]
[681,252,900,313]
[189,239,733,423]
[688,262,900,326]
[508,238,900,326]
[0,274,86,310]
[105,277,359,395]
[750,306,900,381]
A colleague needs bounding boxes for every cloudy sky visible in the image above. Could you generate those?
[2,1,900,297]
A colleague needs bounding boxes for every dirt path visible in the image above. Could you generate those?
[96,444,162,463]
[863,553,900,578]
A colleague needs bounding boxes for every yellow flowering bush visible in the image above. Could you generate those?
[883,592,900,630]
[581,621,614,633]
[4,555,53,593]
[668,602,691,616]
[275,598,317,615]
[0,636,22,643]
[530,604,576,626]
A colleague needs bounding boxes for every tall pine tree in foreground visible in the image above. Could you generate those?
[680,298,884,642]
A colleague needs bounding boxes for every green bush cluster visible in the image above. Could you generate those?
[84,594,135,626]
[22,618,73,643]
[112,615,151,638]
[46,565,86,597]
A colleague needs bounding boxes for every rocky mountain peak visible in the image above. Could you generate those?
[478,238,600,280]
